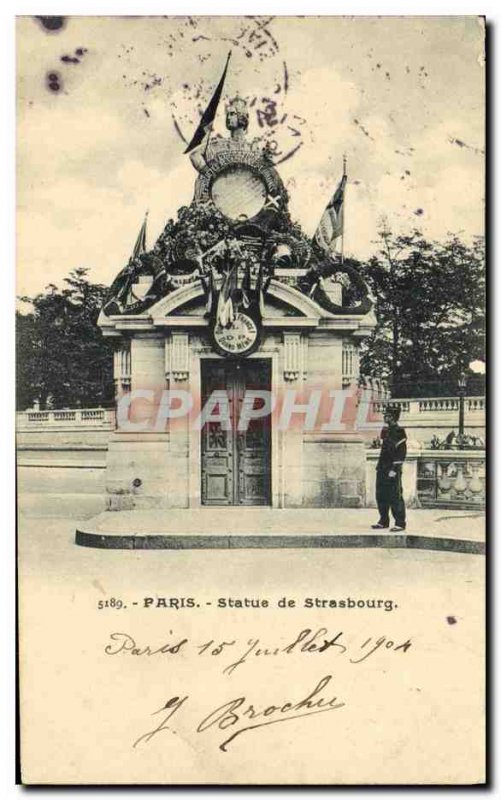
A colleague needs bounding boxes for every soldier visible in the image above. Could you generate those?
[372,404,407,532]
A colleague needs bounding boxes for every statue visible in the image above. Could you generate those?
[189,96,271,175]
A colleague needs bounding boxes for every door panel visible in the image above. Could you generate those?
[201,360,271,506]
[201,363,233,505]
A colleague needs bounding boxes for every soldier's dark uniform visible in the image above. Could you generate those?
[374,414,407,530]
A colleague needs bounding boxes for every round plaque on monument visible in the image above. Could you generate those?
[213,311,259,356]
[211,166,267,221]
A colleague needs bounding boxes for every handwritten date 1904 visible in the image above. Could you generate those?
[105,627,412,673]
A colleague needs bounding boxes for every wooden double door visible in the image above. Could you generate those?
[201,360,271,506]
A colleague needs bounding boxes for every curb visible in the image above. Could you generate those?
[75,530,485,555]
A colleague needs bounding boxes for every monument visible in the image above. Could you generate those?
[98,61,377,510]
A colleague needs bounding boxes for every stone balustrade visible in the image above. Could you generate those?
[372,396,485,416]
[370,396,485,443]
[417,451,485,508]
[17,408,115,431]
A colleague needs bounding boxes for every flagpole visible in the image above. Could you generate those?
[341,153,347,265]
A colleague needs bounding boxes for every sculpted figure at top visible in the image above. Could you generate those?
[189,96,271,174]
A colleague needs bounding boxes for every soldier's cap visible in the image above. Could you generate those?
[384,404,401,420]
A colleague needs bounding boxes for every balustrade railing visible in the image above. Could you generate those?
[417,452,485,508]
[467,398,485,412]
[419,398,458,412]
[17,408,115,430]
[372,396,485,416]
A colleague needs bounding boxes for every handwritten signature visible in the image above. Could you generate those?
[133,674,345,752]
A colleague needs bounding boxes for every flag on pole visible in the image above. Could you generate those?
[184,51,232,156]
[132,212,148,259]
[313,162,347,256]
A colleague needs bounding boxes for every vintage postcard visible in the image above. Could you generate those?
[17,15,486,785]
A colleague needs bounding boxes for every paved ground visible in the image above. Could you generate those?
[18,516,485,591]
[20,493,485,540]
[18,513,486,586]
[80,505,485,540]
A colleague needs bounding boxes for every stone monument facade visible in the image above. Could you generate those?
[99,91,376,510]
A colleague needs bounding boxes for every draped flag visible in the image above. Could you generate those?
[241,262,252,308]
[184,51,232,156]
[255,263,271,319]
[217,264,238,328]
[203,269,215,317]
[132,212,148,259]
[313,167,347,256]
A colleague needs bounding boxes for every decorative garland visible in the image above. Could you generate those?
[103,190,372,318]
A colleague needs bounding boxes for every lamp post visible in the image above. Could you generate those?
[457,360,485,449]
[457,372,467,447]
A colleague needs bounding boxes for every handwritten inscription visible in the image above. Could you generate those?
[133,674,345,752]
[103,626,413,753]
[105,627,412,674]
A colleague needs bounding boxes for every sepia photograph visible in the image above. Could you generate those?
[15,11,486,785]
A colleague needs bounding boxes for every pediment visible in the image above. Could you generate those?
[147,278,325,323]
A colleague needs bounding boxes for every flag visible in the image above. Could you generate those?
[241,261,252,308]
[217,264,237,328]
[313,170,347,255]
[132,212,148,259]
[256,263,268,318]
[184,51,231,155]
[203,269,214,316]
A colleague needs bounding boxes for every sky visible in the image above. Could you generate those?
[16,15,485,297]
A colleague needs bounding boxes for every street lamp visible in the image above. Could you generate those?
[457,360,485,449]
[469,359,486,376]
[458,372,467,446]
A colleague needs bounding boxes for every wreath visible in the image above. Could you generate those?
[310,259,373,316]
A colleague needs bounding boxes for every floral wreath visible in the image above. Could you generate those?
[310,258,372,316]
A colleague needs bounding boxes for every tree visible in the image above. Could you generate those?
[16,268,115,410]
[358,230,485,397]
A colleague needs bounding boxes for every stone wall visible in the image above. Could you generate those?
[17,445,107,517]
[302,435,366,507]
